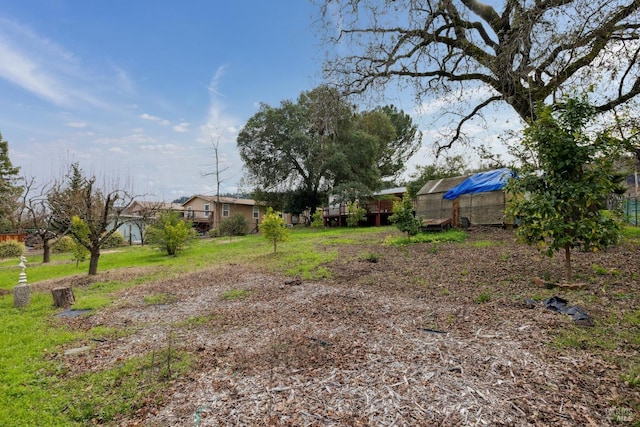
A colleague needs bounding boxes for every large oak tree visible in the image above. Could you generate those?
[237,85,419,214]
[319,0,640,150]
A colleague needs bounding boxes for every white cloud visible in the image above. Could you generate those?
[173,122,190,133]
[65,122,87,128]
[139,113,170,126]
[109,147,125,153]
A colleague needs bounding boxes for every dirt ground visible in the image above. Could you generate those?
[46,227,639,426]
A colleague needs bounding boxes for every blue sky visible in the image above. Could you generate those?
[0,1,519,202]
[0,1,327,200]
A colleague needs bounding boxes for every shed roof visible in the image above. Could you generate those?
[443,168,514,200]
[416,175,470,196]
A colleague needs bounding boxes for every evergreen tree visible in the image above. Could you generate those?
[0,132,22,232]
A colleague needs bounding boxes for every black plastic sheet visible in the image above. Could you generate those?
[543,296,591,322]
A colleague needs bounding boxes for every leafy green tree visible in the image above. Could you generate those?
[260,208,289,253]
[238,86,420,215]
[0,132,22,233]
[346,201,367,227]
[369,105,421,179]
[146,210,195,256]
[48,163,136,275]
[390,194,421,240]
[70,216,90,267]
[506,97,628,282]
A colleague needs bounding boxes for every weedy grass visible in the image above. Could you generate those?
[221,288,252,300]
[384,229,467,246]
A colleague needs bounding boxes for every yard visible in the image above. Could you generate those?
[1,226,639,426]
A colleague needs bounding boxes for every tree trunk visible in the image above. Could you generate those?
[564,245,572,283]
[51,286,75,308]
[88,248,100,276]
[42,240,51,263]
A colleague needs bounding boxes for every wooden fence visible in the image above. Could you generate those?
[0,233,26,243]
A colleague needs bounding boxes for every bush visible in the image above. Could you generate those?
[102,231,126,248]
[311,211,324,229]
[261,208,289,253]
[0,241,24,258]
[218,214,249,238]
[51,236,75,253]
[146,211,196,256]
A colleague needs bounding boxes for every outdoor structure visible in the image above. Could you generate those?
[323,187,406,227]
[13,255,30,308]
[416,169,515,227]
[181,195,263,234]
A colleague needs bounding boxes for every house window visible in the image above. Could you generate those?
[204,204,210,218]
[187,207,194,219]
[253,206,259,219]
[222,204,230,218]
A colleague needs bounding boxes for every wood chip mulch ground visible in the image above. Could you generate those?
[50,227,640,426]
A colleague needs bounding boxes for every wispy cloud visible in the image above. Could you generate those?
[65,122,87,128]
[173,122,190,133]
[0,17,126,109]
[139,113,170,126]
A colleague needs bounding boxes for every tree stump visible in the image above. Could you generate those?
[14,284,31,308]
[51,287,75,308]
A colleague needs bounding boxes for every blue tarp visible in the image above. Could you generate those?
[443,168,514,200]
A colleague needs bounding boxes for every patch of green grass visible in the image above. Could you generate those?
[175,314,218,329]
[591,263,621,276]
[64,347,191,424]
[143,292,177,305]
[221,289,252,301]
[384,229,467,246]
[621,226,640,239]
[622,367,640,388]
[471,240,497,248]
[361,252,380,263]
[277,246,337,280]
[475,292,492,304]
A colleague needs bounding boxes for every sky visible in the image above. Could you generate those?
[0,1,518,202]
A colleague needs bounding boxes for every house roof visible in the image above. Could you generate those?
[131,200,182,210]
[373,187,406,197]
[182,195,257,207]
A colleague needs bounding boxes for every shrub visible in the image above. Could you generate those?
[0,241,24,258]
[346,201,366,227]
[261,208,289,253]
[311,210,324,229]
[389,194,421,240]
[218,214,249,238]
[102,231,126,248]
[146,211,196,256]
[51,236,75,253]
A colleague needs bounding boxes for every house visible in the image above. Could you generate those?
[323,187,407,227]
[181,195,263,234]
[115,200,183,244]
[415,169,515,227]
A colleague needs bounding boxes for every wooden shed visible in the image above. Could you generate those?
[416,169,514,227]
